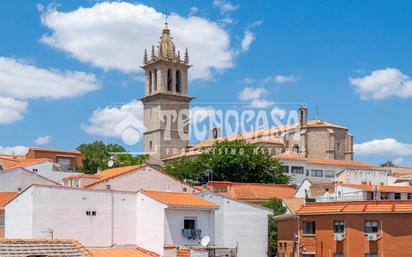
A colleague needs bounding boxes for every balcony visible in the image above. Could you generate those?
[182,229,202,240]
[207,247,237,257]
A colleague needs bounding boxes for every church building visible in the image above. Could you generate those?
[142,21,353,161]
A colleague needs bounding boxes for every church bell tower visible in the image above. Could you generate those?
[141,20,193,160]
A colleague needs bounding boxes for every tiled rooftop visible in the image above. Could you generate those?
[83,164,147,187]
[0,157,53,170]
[0,192,19,207]
[209,181,297,201]
[282,198,305,213]
[273,153,375,168]
[297,200,412,215]
[88,247,159,257]
[0,239,92,257]
[142,190,218,209]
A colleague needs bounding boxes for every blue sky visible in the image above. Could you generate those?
[0,0,412,166]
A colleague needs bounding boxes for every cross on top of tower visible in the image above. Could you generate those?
[315,105,320,120]
[142,14,189,66]
[164,8,169,25]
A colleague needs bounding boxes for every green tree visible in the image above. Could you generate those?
[263,198,286,257]
[163,157,208,184]
[380,161,396,167]
[164,140,289,184]
[77,141,148,173]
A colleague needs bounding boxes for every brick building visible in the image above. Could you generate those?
[275,200,412,257]
[25,147,83,171]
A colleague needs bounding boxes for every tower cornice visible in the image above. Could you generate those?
[140,92,194,103]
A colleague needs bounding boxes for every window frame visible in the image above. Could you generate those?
[184,217,197,230]
[365,220,378,233]
[310,169,323,177]
[303,221,316,235]
[291,166,304,174]
[333,220,345,234]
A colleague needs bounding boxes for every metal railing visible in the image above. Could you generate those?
[208,248,237,257]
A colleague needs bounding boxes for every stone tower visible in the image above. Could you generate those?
[141,20,193,160]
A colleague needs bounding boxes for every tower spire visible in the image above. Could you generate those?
[184,48,189,64]
[143,49,148,64]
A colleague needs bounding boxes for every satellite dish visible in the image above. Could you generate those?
[200,235,210,247]
[107,160,114,168]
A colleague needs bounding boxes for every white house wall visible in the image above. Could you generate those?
[112,191,137,245]
[89,167,193,192]
[0,168,58,192]
[24,162,79,184]
[6,185,137,247]
[295,180,311,198]
[280,159,347,185]
[5,186,34,238]
[198,192,272,257]
[163,208,214,247]
[136,192,166,256]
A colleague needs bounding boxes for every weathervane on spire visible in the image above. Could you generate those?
[164,8,169,25]
[315,105,320,120]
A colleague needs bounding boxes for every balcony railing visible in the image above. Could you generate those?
[315,195,365,202]
[182,229,202,240]
[207,248,237,257]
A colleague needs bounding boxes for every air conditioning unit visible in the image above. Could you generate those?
[367,233,378,241]
[333,233,345,241]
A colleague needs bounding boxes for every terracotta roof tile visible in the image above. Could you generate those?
[209,181,296,201]
[283,198,305,213]
[63,173,101,180]
[83,165,147,187]
[273,153,376,168]
[142,190,218,208]
[88,247,159,257]
[0,192,19,207]
[298,200,412,215]
[0,157,53,170]
[28,147,82,155]
[0,239,92,257]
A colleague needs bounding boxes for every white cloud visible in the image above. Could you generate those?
[82,100,144,145]
[249,98,274,109]
[0,146,28,155]
[40,2,234,80]
[0,97,28,124]
[189,7,199,16]
[354,138,412,156]
[0,57,99,100]
[240,77,255,85]
[238,87,274,108]
[240,20,262,53]
[241,31,255,52]
[212,0,239,14]
[263,75,299,84]
[239,87,267,101]
[34,135,51,145]
[349,68,412,100]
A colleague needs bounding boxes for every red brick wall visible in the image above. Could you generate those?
[278,213,412,257]
[26,149,83,168]
[277,218,298,256]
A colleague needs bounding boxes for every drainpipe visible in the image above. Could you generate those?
[294,215,300,257]
[111,189,114,246]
